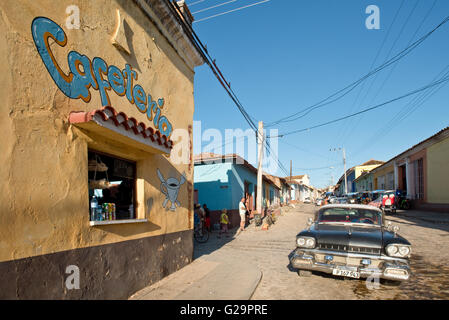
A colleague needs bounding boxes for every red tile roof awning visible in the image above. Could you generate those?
[69,106,173,154]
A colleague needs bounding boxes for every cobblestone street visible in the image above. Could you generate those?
[193,203,449,300]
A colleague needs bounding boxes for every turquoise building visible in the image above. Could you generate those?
[194,153,274,227]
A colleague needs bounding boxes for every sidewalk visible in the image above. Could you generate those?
[129,228,262,300]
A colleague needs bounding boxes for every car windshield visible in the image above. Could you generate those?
[318,207,382,225]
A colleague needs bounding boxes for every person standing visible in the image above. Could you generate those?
[198,204,206,222]
[194,204,201,232]
[218,209,230,238]
[203,204,211,232]
[239,197,247,232]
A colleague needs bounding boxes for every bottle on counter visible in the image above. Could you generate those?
[112,203,116,220]
[102,203,108,221]
[90,196,98,221]
[96,207,102,221]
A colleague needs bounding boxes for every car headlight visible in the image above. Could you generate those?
[398,246,411,256]
[386,244,411,258]
[297,237,316,248]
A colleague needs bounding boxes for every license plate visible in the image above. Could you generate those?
[332,268,360,279]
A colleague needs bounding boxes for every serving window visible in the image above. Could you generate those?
[88,150,137,222]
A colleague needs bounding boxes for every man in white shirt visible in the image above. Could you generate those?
[238,197,247,232]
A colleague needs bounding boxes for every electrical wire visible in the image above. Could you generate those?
[334,0,408,147]
[264,14,449,127]
[166,1,293,177]
[333,0,438,179]
[329,0,406,169]
[166,0,260,135]
[193,0,270,23]
[353,63,449,156]
[271,73,449,137]
[191,0,238,15]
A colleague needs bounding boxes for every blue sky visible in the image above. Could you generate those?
[189,0,449,188]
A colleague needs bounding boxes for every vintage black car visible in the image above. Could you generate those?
[290,204,411,281]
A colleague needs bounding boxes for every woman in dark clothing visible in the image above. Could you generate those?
[203,204,211,232]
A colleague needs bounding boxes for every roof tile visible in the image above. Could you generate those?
[69,106,173,150]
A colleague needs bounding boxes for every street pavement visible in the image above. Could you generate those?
[130,203,449,300]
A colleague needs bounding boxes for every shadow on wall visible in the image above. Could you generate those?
[117,0,194,81]
[115,18,142,73]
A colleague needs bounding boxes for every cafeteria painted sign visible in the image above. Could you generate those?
[31,16,173,137]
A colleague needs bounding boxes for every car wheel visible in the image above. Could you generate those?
[297,270,312,277]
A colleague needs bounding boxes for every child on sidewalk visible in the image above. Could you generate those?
[218,209,230,238]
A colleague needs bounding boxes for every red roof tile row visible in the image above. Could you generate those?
[69,106,173,150]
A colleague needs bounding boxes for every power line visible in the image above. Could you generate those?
[334,0,407,147]
[347,0,440,156]
[264,14,449,127]
[188,0,207,7]
[193,0,270,23]
[353,63,449,156]
[279,140,331,160]
[166,0,259,134]
[337,0,439,166]
[271,73,449,138]
[167,3,288,177]
[191,0,238,15]
[294,165,342,171]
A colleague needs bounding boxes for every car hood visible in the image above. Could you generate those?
[314,223,383,249]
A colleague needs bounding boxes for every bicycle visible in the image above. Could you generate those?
[194,221,209,243]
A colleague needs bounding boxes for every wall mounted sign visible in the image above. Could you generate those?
[157,169,186,211]
[31,16,173,137]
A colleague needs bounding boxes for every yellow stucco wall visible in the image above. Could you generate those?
[372,164,394,189]
[427,137,449,203]
[0,0,196,262]
[354,164,381,179]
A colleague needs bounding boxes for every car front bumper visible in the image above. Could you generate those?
[290,248,410,281]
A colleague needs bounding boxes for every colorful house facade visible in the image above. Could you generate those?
[286,174,315,202]
[335,160,384,195]
[370,127,449,211]
[194,153,277,227]
[0,0,204,299]
[354,170,374,192]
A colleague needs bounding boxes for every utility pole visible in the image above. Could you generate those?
[289,160,292,203]
[343,148,347,195]
[256,121,264,215]
[290,160,292,182]
[330,147,348,195]
[329,166,334,188]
